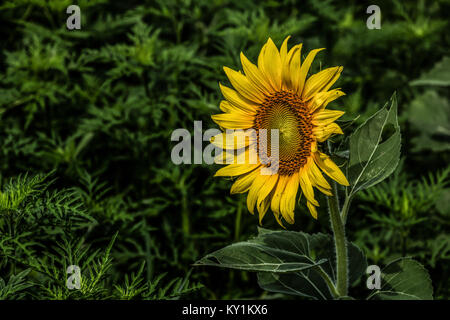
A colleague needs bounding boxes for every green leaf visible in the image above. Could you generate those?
[194,229,326,273]
[347,93,401,196]
[429,234,450,268]
[0,269,33,300]
[196,229,367,300]
[257,266,333,299]
[408,90,450,152]
[368,258,433,300]
[257,233,366,300]
[410,56,450,86]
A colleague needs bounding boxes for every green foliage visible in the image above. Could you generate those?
[408,90,449,152]
[368,258,433,300]
[355,163,450,270]
[257,233,366,300]
[410,56,450,87]
[0,173,201,300]
[407,56,450,153]
[0,269,33,300]
[359,161,449,223]
[347,93,401,197]
[197,228,367,300]
[195,228,328,273]
[0,0,448,300]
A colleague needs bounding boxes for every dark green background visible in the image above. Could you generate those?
[0,0,448,299]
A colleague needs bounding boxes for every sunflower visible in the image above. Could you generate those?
[211,36,349,227]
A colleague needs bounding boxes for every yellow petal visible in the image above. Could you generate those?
[247,174,269,214]
[257,175,278,223]
[259,38,282,91]
[270,175,289,215]
[257,174,278,206]
[211,130,256,150]
[214,146,259,165]
[240,52,273,94]
[307,201,318,219]
[308,160,332,191]
[297,48,325,96]
[316,185,333,196]
[311,140,318,153]
[309,89,345,113]
[223,67,264,103]
[299,170,319,206]
[280,36,291,90]
[219,100,230,112]
[258,193,272,225]
[286,44,302,92]
[268,174,288,227]
[302,66,343,100]
[314,152,349,186]
[219,83,258,114]
[230,167,260,194]
[312,122,343,142]
[280,36,290,62]
[280,172,299,223]
[312,109,345,126]
[211,113,254,129]
[257,43,269,82]
[215,163,260,177]
[273,212,286,228]
[219,100,254,116]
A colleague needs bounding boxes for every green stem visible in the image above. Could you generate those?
[341,194,352,225]
[328,180,348,297]
[326,141,348,297]
[234,198,243,241]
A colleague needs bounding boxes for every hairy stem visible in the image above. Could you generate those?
[327,141,348,297]
[328,180,348,297]
[234,198,243,241]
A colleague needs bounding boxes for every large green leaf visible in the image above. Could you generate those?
[347,93,401,196]
[257,233,366,300]
[194,228,327,273]
[196,229,367,300]
[257,265,333,299]
[368,258,433,300]
[410,56,450,87]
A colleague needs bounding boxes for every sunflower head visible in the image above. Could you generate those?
[211,36,349,227]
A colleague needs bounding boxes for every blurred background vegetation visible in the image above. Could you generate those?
[0,0,448,299]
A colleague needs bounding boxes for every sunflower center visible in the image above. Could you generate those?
[254,91,313,176]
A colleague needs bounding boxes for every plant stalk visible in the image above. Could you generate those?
[234,198,243,241]
[326,141,349,297]
[328,180,348,297]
